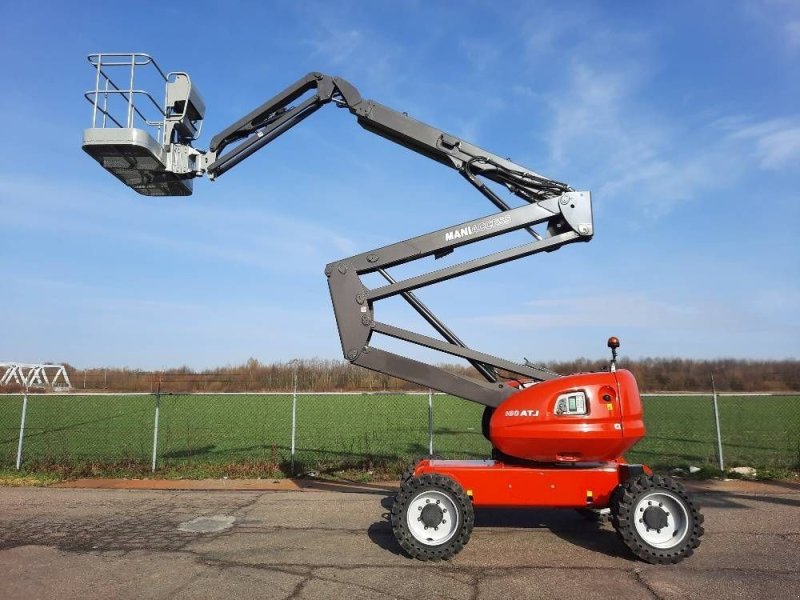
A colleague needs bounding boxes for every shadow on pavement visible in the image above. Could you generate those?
[295,479,395,495]
[475,506,634,560]
[367,520,404,556]
[697,491,800,509]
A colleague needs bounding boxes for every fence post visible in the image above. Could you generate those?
[15,388,29,470]
[428,389,434,456]
[290,366,297,475]
[711,373,724,471]
[151,381,161,473]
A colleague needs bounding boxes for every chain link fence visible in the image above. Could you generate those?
[1,392,798,476]
[626,394,800,471]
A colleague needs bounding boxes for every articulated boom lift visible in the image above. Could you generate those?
[82,54,703,564]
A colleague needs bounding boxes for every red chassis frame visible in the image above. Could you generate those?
[412,458,652,509]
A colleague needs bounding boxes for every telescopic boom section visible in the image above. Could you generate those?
[204,73,571,203]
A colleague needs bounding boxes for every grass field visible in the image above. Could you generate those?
[0,393,797,477]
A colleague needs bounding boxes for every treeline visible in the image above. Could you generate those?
[40,357,800,393]
[547,358,800,393]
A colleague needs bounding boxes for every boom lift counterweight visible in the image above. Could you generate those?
[82,53,704,564]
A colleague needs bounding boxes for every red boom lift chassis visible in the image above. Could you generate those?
[81,54,704,564]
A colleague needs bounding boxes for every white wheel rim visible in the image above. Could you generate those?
[633,491,690,549]
[406,489,460,546]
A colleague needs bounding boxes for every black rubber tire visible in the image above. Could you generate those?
[400,454,440,485]
[391,474,474,561]
[611,473,704,564]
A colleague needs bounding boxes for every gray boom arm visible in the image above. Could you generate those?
[83,64,595,406]
[199,72,594,406]
[326,192,592,407]
[204,73,571,207]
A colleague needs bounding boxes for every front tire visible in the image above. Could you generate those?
[611,473,704,564]
[391,474,474,560]
[400,454,440,486]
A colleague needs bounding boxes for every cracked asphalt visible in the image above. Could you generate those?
[0,480,798,599]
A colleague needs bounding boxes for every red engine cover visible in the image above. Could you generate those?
[490,369,645,463]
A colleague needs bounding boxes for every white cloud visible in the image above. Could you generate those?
[293,4,410,96]
[303,27,363,66]
[459,38,502,73]
[0,175,358,274]
[464,292,704,331]
[740,1,800,51]
[787,21,800,47]
[547,60,659,166]
[524,20,798,221]
[510,16,732,219]
[748,288,800,321]
[459,289,796,340]
[541,60,733,219]
[2,276,338,369]
[724,118,800,170]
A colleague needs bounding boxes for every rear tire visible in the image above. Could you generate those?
[391,474,474,560]
[576,507,611,524]
[611,473,704,564]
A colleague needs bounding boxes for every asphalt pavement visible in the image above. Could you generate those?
[0,479,798,599]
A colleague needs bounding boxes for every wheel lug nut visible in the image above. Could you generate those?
[418,506,422,511]
[442,519,446,524]
[418,517,422,521]
[434,527,439,531]
[443,509,447,513]
[436,500,440,504]
[639,519,643,523]
[426,499,430,504]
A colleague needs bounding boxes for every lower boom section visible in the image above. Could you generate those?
[412,458,647,508]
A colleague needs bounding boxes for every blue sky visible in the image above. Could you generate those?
[1,1,798,369]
